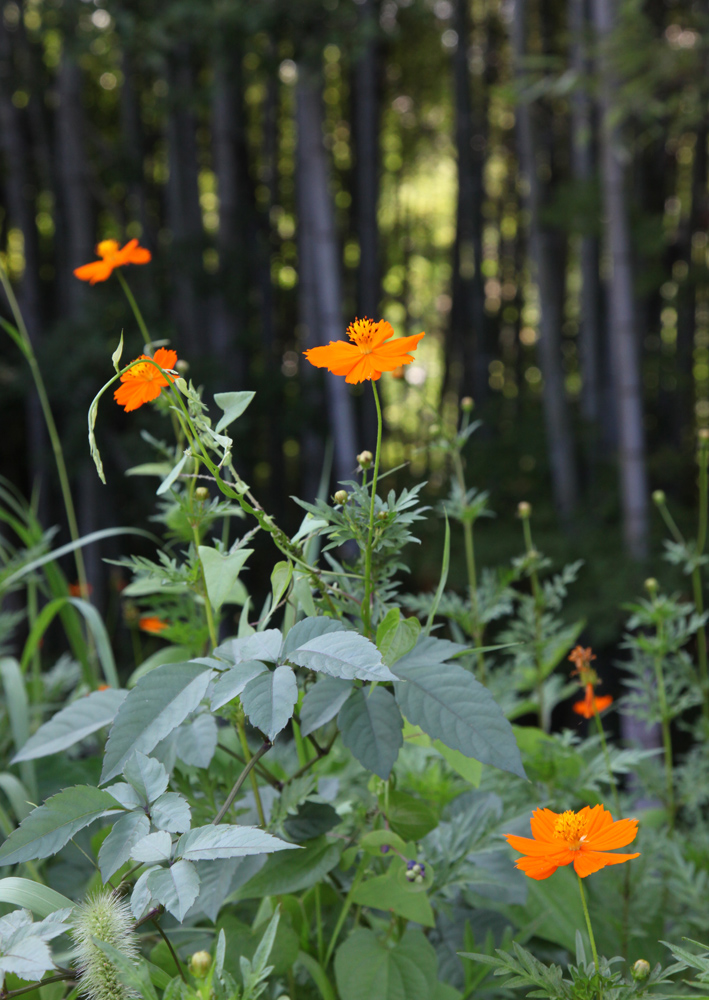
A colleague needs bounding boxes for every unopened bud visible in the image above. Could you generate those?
[460,396,474,412]
[189,950,212,978]
[517,501,532,519]
[699,428,709,443]
[175,359,189,374]
[195,486,209,502]
[357,451,373,469]
[333,490,348,505]
[377,511,388,521]
[644,577,659,594]
[652,490,666,506]
[632,960,650,981]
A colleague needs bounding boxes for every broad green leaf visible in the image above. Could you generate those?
[334,929,438,1000]
[130,866,160,919]
[146,860,200,922]
[237,837,342,899]
[123,752,169,804]
[359,831,408,856]
[174,714,217,767]
[376,610,421,666]
[198,547,252,612]
[215,630,282,665]
[99,812,150,882]
[283,801,340,842]
[241,666,298,741]
[0,659,28,752]
[300,677,353,736]
[0,773,31,822]
[176,824,299,862]
[211,661,268,711]
[386,791,438,842]
[214,391,255,432]
[131,830,173,864]
[0,878,74,916]
[192,856,264,922]
[351,871,435,926]
[511,864,584,952]
[281,617,343,658]
[151,792,192,833]
[100,661,213,783]
[338,687,403,779]
[402,720,482,786]
[0,935,54,982]
[288,631,396,683]
[12,689,127,763]
[392,636,468,670]
[392,660,525,779]
[0,786,124,866]
[270,561,293,609]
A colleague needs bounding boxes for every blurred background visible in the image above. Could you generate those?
[1,0,708,652]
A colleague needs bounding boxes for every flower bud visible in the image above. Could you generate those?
[644,577,659,594]
[377,511,388,521]
[357,450,373,469]
[632,959,650,981]
[333,490,348,505]
[195,486,209,502]
[189,950,212,978]
[699,428,709,443]
[652,490,666,506]
[175,358,189,374]
[460,396,474,412]
[517,501,532,519]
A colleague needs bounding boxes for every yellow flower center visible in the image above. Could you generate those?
[347,318,377,354]
[553,810,588,849]
[97,239,120,260]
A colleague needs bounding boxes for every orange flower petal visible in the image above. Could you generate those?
[573,850,641,878]
[74,260,115,284]
[504,834,562,857]
[152,347,178,370]
[75,239,151,283]
[587,817,638,851]
[372,330,426,357]
[530,807,560,841]
[303,321,425,383]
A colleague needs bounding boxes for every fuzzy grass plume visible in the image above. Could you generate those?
[70,889,139,1000]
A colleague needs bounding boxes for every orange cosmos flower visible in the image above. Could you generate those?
[139,616,169,635]
[113,347,178,412]
[303,318,425,384]
[505,804,639,880]
[573,683,613,718]
[74,239,151,284]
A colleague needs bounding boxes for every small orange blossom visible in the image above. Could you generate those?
[114,347,177,412]
[139,616,169,635]
[303,318,425,384]
[573,683,613,718]
[74,239,151,284]
[505,804,639,880]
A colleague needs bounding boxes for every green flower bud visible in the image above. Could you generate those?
[357,451,373,469]
[632,959,650,981]
[195,486,209,502]
[460,396,474,412]
[70,890,139,1000]
[334,490,348,505]
[652,490,666,505]
[644,577,659,594]
[377,511,388,521]
[189,950,212,978]
[175,358,189,374]
[517,501,532,519]
[699,428,709,443]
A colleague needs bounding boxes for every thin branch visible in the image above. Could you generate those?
[213,741,272,824]
[152,916,187,982]
[1,972,76,999]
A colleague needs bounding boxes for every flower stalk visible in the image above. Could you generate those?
[362,380,383,638]
[577,873,601,1000]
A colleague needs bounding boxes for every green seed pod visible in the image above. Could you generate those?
[71,890,139,1000]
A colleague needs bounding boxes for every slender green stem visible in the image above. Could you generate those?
[235,720,266,827]
[116,270,151,345]
[362,381,383,638]
[324,857,367,966]
[593,712,621,818]
[0,264,91,633]
[0,971,76,998]
[452,450,484,681]
[213,740,271,825]
[522,516,545,729]
[577,874,601,997]
[152,917,186,982]
[315,882,325,965]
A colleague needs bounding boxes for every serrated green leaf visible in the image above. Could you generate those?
[99,811,150,882]
[288,631,396,683]
[211,661,268,711]
[241,666,298,741]
[351,869,435,926]
[300,677,353,736]
[100,661,213,784]
[151,792,191,833]
[237,837,342,899]
[146,860,200,922]
[131,830,173,863]
[123,752,169,804]
[13,689,127,763]
[393,659,525,778]
[0,786,124,866]
[174,714,217,767]
[376,610,421,666]
[338,687,403,779]
[177,824,299,861]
